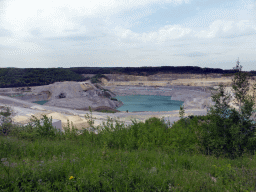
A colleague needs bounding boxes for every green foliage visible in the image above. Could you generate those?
[0,68,89,88]
[164,115,207,154]
[1,99,256,191]
[193,71,256,159]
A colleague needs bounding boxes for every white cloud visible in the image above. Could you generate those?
[0,0,255,71]
[0,0,190,39]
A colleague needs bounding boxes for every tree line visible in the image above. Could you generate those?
[0,66,255,88]
[0,68,89,88]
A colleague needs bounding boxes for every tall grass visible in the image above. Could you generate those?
[0,105,256,191]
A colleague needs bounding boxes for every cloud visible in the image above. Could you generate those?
[0,27,12,37]
[0,0,255,71]
[175,51,208,57]
[0,0,190,39]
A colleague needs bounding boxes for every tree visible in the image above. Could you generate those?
[180,69,256,159]
[230,71,256,124]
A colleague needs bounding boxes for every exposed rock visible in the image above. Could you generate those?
[183,97,216,110]
[0,81,123,111]
[80,82,96,91]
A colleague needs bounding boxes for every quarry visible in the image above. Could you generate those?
[0,72,256,134]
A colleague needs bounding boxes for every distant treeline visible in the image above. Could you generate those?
[0,68,89,88]
[0,66,255,88]
[68,66,256,77]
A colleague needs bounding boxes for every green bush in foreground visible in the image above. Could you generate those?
[192,70,256,159]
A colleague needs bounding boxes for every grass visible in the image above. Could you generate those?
[0,104,256,191]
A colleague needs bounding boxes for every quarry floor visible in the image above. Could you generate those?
[0,84,212,132]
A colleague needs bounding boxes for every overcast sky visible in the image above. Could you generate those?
[0,0,255,71]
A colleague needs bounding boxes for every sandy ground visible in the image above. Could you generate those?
[4,103,209,133]
[101,76,235,87]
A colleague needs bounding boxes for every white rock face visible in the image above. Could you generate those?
[13,81,123,111]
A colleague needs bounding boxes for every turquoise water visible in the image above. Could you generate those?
[114,94,184,112]
[115,94,256,124]
[32,100,49,105]
[31,95,185,112]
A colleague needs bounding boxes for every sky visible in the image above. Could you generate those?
[0,0,256,72]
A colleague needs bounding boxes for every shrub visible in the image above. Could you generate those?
[110,97,117,101]
[196,112,256,158]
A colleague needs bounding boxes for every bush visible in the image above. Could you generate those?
[195,111,256,159]
[110,97,117,101]
[193,71,256,159]
[164,115,206,154]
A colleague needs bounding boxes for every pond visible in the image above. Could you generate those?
[32,100,49,105]
[114,94,184,112]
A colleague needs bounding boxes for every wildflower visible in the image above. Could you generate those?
[69,176,74,180]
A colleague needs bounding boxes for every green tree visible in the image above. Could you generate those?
[194,70,256,159]
[231,71,256,124]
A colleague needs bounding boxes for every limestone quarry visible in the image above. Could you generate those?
[0,72,256,134]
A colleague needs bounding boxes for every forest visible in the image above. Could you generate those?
[0,66,255,88]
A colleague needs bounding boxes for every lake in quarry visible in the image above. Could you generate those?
[114,94,184,112]
[31,94,185,112]
[32,94,256,124]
